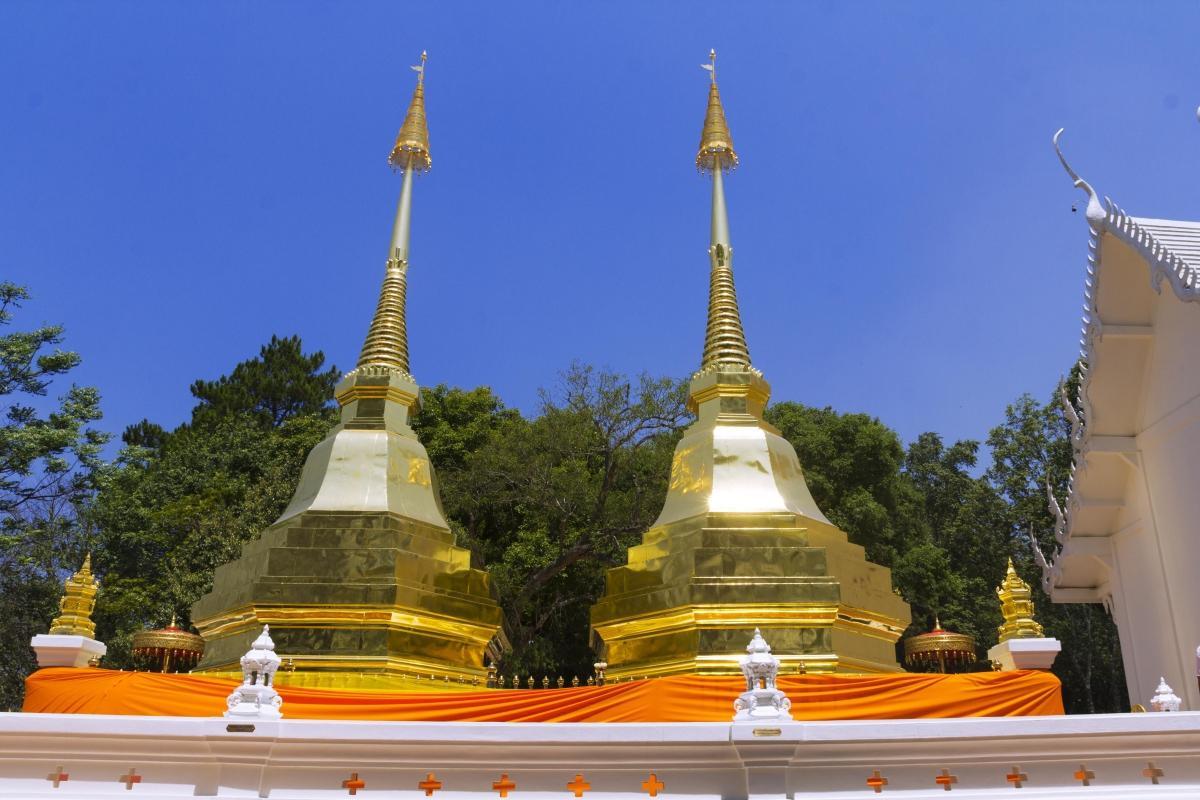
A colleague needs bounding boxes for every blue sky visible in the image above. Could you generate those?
[2,2,1199,454]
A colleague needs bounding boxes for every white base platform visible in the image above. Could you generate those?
[987,637,1061,671]
[29,634,106,668]
[1,711,1199,798]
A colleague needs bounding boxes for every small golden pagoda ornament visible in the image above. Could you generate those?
[986,558,1061,671]
[132,614,205,674]
[996,558,1044,642]
[30,554,108,668]
[48,553,100,638]
[903,617,977,674]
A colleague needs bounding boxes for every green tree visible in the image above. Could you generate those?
[431,363,689,677]
[899,432,1008,657]
[0,283,108,709]
[985,371,1127,713]
[189,335,339,429]
[765,403,928,569]
[90,337,336,667]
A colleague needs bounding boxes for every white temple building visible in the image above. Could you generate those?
[1037,130,1200,711]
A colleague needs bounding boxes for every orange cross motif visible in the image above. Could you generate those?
[419,772,444,796]
[866,770,888,793]
[47,767,69,788]
[493,773,517,797]
[119,769,142,790]
[342,773,366,795]
[1005,766,1027,789]
[567,774,591,797]
[641,773,665,797]
[1073,765,1095,786]
[1142,762,1164,785]
[934,769,957,791]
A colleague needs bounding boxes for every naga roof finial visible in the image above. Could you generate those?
[1053,128,1105,229]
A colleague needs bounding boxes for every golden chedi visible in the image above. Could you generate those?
[996,558,1044,642]
[590,53,910,678]
[49,553,100,638]
[191,54,504,689]
[987,558,1060,671]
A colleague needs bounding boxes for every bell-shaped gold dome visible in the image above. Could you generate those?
[696,81,738,173]
[389,55,431,173]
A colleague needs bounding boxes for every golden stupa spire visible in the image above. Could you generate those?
[696,50,751,374]
[49,553,100,638]
[590,53,912,680]
[996,558,1045,642]
[355,52,431,378]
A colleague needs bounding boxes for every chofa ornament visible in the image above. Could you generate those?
[732,629,792,721]
[224,625,284,719]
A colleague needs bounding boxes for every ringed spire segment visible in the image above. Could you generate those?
[390,51,432,173]
[696,53,751,375]
[696,49,738,173]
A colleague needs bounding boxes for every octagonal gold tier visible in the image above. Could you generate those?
[191,372,504,691]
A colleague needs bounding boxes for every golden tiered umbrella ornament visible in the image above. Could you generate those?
[132,614,205,673]
[903,617,977,674]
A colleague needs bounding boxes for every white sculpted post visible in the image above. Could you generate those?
[224,625,283,720]
[733,629,793,721]
[1150,677,1182,713]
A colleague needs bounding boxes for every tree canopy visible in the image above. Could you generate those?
[0,283,108,709]
[0,314,1128,714]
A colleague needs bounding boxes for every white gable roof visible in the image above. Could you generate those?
[1036,134,1200,602]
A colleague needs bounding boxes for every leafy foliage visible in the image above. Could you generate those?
[88,337,337,668]
[189,335,339,429]
[0,283,108,709]
[420,363,688,676]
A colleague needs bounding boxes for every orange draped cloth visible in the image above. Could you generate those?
[23,668,1062,721]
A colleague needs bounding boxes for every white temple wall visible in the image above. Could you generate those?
[1141,281,1200,426]
[1108,493,1185,708]
[1135,285,1200,710]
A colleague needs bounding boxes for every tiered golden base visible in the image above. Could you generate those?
[591,511,910,679]
[191,510,503,687]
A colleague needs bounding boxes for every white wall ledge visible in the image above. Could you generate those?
[1,712,1199,798]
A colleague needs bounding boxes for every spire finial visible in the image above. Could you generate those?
[695,53,752,375]
[414,50,428,86]
[355,52,434,380]
[696,51,738,173]
[389,51,432,173]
